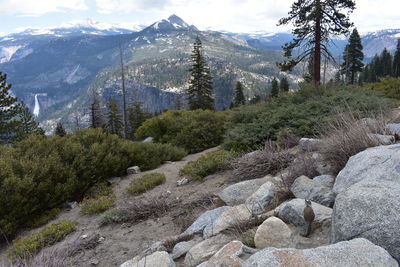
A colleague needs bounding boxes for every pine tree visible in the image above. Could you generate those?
[234,81,246,106]
[393,39,400,77]
[15,102,44,140]
[278,0,355,84]
[280,77,290,92]
[105,98,123,136]
[187,36,214,110]
[270,78,279,97]
[249,95,261,104]
[55,122,66,137]
[341,29,364,84]
[381,48,393,77]
[127,101,149,139]
[90,90,103,128]
[0,72,21,144]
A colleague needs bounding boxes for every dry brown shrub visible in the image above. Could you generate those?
[232,141,294,181]
[124,194,171,223]
[320,111,392,174]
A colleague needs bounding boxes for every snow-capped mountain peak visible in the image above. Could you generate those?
[145,14,198,33]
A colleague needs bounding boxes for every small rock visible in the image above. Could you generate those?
[254,216,292,249]
[143,137,154,143]
[81,234,88,239]
[207,240,257,267]
[120,251,175,267]
[107,177,121,184]
[177,177,189,186]
[278,198,332,227]
[313,174,335,188]
[184,234,232,266]
[127,166,141,175]
[368,133,395,145]
[90,259,99,265]
[386,123,400,135]
[182,206,231,236]
[245,182,277,215]
[291,175,335,207]
[67,201,78,209]
[98,236,105,242]
[143,241,167,256]
[299,138,322,152]
[171,236,203,259]
[245,238,397,267]
[218,177,269,206]
[203,204,252,238]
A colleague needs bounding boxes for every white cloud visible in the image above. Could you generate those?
[0,0,88,16]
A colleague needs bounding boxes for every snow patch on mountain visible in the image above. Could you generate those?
[0,46,23,63]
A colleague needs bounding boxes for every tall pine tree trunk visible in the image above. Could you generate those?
[313,0,322,85]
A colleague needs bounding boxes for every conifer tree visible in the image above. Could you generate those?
[16,102,44,140]
[278,0,355,84]
[380,48,393,77]
[105,98,123,136]
[280,77,290,92]
[234,81,246,106]
[127,101,149,139]
[187,36,214,110]
[55,122,66,137]
[393,39,400,77]
[270,78,279,97]
[0,72,21,144]
[341,28,364,84]
[90,90,103,128]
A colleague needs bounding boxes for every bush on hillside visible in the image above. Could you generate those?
[135,110,226,153]
[80,182,115,215]
[320,111,391,174]
[223,84,395,151]
[0,128,186,239]
[126,173,166,194]
[179,150,235,180]
[367,77,400,100]
[7,220,77,260]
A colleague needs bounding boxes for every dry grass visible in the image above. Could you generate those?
[124,194,171,223]
[279,154,319,190]
[232,142,294,181]
[320,111,392,174]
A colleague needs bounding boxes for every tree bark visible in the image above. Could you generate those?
[313,0,322,85]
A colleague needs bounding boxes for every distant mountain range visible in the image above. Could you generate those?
[0,15,399,132]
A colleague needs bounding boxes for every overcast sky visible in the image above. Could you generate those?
[1,0,400,35]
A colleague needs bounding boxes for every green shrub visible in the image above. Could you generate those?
[179,150,234,180]
[0,128,186,238]
[25,208,60,229]
[136,110,226,153]
[223,84,395,151]
[98,209,130,226]
[127,173,166,194]
[367,77,400,100]
[7,220,77,260]
[80,195,115,215]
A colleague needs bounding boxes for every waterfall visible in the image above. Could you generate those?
[33,94,40,117]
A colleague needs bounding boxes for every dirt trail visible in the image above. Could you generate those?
[0,146,233,267]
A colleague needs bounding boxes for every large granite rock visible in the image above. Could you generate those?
[206,240,257,267]
[332,144,400,261]
[127,166,141,175]
[333,144,400,194]
[254,216,292,249]
[218,178,268,206]
[387,123,400,134]
[245,182,277,215]
[184,234,232,266]
[244,238,397,267]
[182,206,231,236]
[171,236,203,260]
[313,175,335,188]
[203,204,252,238]
[278,199,332,227]
[120,251,175,267]
[291,176,335,207]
